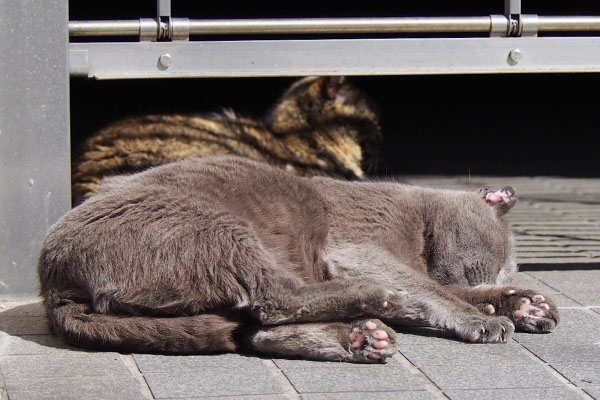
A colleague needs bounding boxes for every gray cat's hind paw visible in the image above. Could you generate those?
[348,319,398,363]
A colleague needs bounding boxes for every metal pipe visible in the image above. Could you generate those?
[187,17,491,35]
[68,16,600,38]
[538,16,600,32]
[69,20,140,36]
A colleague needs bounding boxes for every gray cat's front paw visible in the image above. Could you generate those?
[460,315,515,344]
[504,289,559,333]
[475,289,559,333]
[348,319,397,363]
[357,287,407,318]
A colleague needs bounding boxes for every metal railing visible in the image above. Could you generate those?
[69,16,600,40]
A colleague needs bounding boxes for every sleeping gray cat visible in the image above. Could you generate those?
[38,156,559,363]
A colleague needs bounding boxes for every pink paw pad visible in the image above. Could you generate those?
[513,296,549,325]
[349,321,389,353]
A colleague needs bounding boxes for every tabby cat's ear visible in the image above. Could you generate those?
[322,76,346,100]
[479,187,517,216]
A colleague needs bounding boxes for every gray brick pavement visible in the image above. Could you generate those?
[1,176,600,399]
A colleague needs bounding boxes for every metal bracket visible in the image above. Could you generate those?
[492,0,538,37]
[157,0,172,40]
[140,0,189,42]
[506,0,522,36]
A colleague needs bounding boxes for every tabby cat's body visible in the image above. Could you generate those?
[40,156,559,363]
[72,76,381,204]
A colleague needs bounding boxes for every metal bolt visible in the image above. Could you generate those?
[158,53,172,68]
[508,49,522,64]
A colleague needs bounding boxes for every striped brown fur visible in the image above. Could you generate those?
[72,76,381,204]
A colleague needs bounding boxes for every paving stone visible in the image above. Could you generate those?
[162,395,294,400]
[527,270,600,294]
[512,221,600,227]
[143,368,285,398]
[513,272,561,294]
[0,301,45,317]
[0,316,49,335]
[555,292,599,308]
[3,375,149,400]
[273,354,406,370]
[566,292,600,306]
[0,352,132,380]
[512,308,600,345]
[521,343,600,363]
[0,302,49,335]
[443,386,585,400]
[539,293,583,307]
[0,370,6,400]
[584,386,600,399]
[301,391,438,400]
[281,366,429,393]
[518,257,599,264]
[133,353,266,373]
[550,362,600,387]
[393,326,463,346]
[0,334,77,355]
[399,342,535,366]
[417,363,564,390]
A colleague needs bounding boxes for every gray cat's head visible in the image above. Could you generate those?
[425,186,518,286]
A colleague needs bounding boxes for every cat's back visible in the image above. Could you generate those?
[52,156,327,244]
[101,156,318,204]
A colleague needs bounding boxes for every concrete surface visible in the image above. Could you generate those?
[1,176,599,399]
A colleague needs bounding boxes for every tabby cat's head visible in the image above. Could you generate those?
[267,76,382,170]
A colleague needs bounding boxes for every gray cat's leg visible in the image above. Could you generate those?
[389,279,515,343]
[89,274,406,327]
[254,279,407,325]
[247,319,398,363]
[328,248,514,343]
[446,285,559,333]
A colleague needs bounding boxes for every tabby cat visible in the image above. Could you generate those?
[71,76,381,204]
[39,156,559,363]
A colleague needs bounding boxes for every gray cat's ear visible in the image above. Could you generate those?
[479,186,517,216]
[322,76,346,100]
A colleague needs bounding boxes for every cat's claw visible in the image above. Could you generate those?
[348,319,397,363]
[465,316,514,343]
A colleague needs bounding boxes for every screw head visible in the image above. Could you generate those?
[508,49,522,64]
[158,53,172,68]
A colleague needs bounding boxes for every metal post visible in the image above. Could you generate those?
[0,0,71,300]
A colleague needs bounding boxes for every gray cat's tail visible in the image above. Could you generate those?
[44,288,240,354]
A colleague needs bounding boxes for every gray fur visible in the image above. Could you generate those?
[38,156,558,363]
